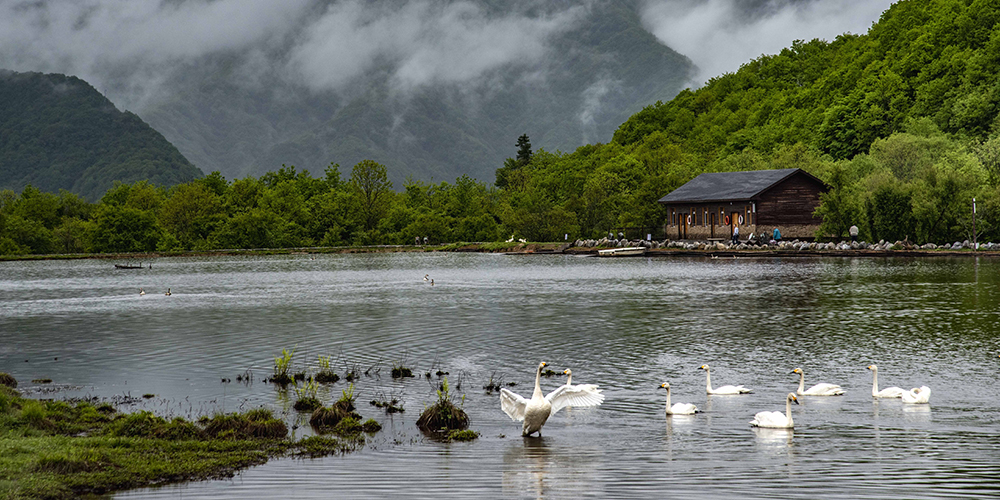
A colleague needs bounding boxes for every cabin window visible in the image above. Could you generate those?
[703,209,708,226]
[671,209,676,226]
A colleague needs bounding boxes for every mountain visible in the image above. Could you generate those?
[0,70,202,200]
[135,0,695,186]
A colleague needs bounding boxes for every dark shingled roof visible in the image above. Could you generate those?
[658,168,821,204]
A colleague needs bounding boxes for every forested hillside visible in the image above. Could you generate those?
[0,71,202,200]
[3,0,1000,255]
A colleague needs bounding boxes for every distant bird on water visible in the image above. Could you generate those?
[139,288,145,296]
[424,274,429,281]
[164,288,172,296]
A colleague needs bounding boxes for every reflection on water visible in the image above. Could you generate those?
[503,438,550,500]
[1,253,1000,498]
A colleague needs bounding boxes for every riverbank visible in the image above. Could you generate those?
[0,378,363,499]
[0,239,998,263]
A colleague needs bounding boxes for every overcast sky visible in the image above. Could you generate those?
[0,0,896,107]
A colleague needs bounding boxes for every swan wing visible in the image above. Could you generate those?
[750,411,789,428]
[500,388,528,421]
[804,383,844,396]
[545,384,605,416]
[874,386,905,398]
[712,384,752,395]
[668,403,698,415]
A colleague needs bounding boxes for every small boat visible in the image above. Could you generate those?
[598,247,646,257]
[114,264,144,269]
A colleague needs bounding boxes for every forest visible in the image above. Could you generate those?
[3,0,1000,255]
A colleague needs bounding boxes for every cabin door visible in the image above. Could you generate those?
[709,213,716,238]
[679,213,688,240]
[731,211,740,240]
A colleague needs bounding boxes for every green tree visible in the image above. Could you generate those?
[516,134,533,166]
[350,160,393,232]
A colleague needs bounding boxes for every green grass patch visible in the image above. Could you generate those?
[0,387,371,499]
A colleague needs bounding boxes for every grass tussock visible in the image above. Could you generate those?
[309,384,362,434]
[416,377,470,433]
[315,355,339,384]
[0,372,16,388]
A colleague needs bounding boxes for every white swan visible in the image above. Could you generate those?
[659,382,698,415]
[901,386,931,404]
[791,368,844,396]
[699,364,753,395]
[750,392,799,428]
[867,364,904,398]
[499,362,603,436]
[558,369,605,408]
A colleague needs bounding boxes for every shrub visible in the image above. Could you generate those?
[0,372,17,388]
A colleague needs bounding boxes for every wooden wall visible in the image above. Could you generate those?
[755,174,825,226]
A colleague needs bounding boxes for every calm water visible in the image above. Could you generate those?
[1,253,999,499]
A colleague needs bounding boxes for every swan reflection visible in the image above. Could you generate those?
[502,438,551,500]
[752,427,794,446]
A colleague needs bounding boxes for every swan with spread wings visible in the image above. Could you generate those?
[499,362,604,436]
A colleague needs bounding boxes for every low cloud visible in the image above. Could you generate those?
[639,0,895,86]
[288,1,588,93]
[0,0,588,108]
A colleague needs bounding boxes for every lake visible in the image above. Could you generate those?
[1,252,998,499]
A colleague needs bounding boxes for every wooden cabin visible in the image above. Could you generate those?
[657,168,828,240]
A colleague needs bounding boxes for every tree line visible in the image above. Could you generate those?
[4,0,1000,254]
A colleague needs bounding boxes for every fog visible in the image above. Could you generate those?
[639,0,895,85]
[0,0,895,110]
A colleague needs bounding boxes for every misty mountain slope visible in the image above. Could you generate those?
[137,0,695,186]
[0,70,202,200]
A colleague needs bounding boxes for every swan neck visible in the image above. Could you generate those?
[665,385,671,410]
[566,373,572,386]
[533,366,544,399]
[705,369,712,392]
[871,369,879,395]
[797,372,805,393]
[786,395,794,426]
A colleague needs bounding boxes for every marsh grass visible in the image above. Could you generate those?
[416,377,470,433]
[446,429,479,442]
[370,390,405,414]
[293,377,322,412]
[0,389,302,500]
[0,373,16,388]
[269,348,295,386]
[315,355,339,383]
[309,384,361,433]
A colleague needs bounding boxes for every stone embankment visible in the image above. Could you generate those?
[569,237,999,255]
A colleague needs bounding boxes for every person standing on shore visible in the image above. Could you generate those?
[732,224,740,245]
[849,224,859,242]
[773,227,781,242]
